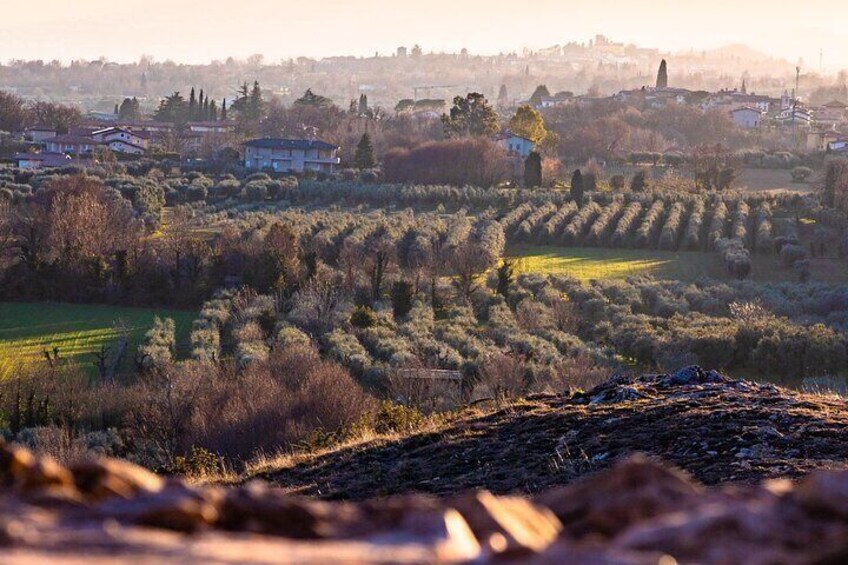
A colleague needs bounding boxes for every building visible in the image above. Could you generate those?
[42,134,98,156]
[730,107,765,129]
[188,121,236,134]
[807,130,840,152]
[91,127,150,154]
[537,93,572,109]
[777,106,814,127]
[12,152,72,169]
[495,132,535,158]
[243,139,341,173]
[815,100,848,127]
[25,125,58,142]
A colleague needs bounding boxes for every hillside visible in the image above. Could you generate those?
[0,382,848,565]
[254,367,848,499]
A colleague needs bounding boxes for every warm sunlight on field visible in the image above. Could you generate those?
[0,303,193,377]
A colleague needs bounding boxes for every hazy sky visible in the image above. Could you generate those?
[2,0,847,68]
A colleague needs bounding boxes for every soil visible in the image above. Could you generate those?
[257,369,848,500]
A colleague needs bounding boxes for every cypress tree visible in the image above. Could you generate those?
[570,169,584,204]
[656,59,668,89]
[524,151,542,188]
[188,87,197,120]
[358,93,368,115]
[221,99,227,121]
[354,133,376,169]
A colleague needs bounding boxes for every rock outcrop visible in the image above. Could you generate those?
[3,442,848,563]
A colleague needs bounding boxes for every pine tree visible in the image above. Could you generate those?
[354,133,376,169]
[656,60,669,89]
[570,169,584,204]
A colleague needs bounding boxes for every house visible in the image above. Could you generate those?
[13,152,71,169]
[188,121,236,134]
[806,129,840,152]
[829,138,848,153]
[777,106,814,127]
[25,125,58,142]
[42,134,99,156]
[815,100,848,127]
[730,107,764,129]
[537,93,572,109]
[243,139,341,173]
[91,127,149,154]
[495,132,535,158]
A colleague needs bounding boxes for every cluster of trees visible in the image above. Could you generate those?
[153,86,225,125]
[559,274,848,381]
[0,90,82,133]
[383,138,508,186]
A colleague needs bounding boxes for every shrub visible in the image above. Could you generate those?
[780,244,808,268]
[658,201,686,251]
[350,305,378,328]
[684,199,705,250]
[137,317,176,371]
[634,199,665,248]
[611,201,643,247]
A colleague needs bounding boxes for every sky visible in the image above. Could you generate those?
[2,0,847,69]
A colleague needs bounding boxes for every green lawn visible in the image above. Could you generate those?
[0,302,195,378]
[507,245,848,284]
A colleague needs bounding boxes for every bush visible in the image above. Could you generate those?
[780,244,808,268]
[351,305,379,328]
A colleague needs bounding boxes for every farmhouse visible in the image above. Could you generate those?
[730,107,764,129]
[495,131,535,158]
[243,138,341,173]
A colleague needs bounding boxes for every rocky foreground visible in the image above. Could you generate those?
[261,367,848,498]
[3,444,848,563]
[2,368,848,563]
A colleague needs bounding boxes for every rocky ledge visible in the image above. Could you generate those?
[260,367,848,498]
[2,442,848,563]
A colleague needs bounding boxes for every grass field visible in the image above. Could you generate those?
[0,303,195,378]
[507,245,848,284]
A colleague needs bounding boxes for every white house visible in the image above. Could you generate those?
[730,107,764,129]
[91,127,149,154]
[243,139,341,173]
[496,132,535,158]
